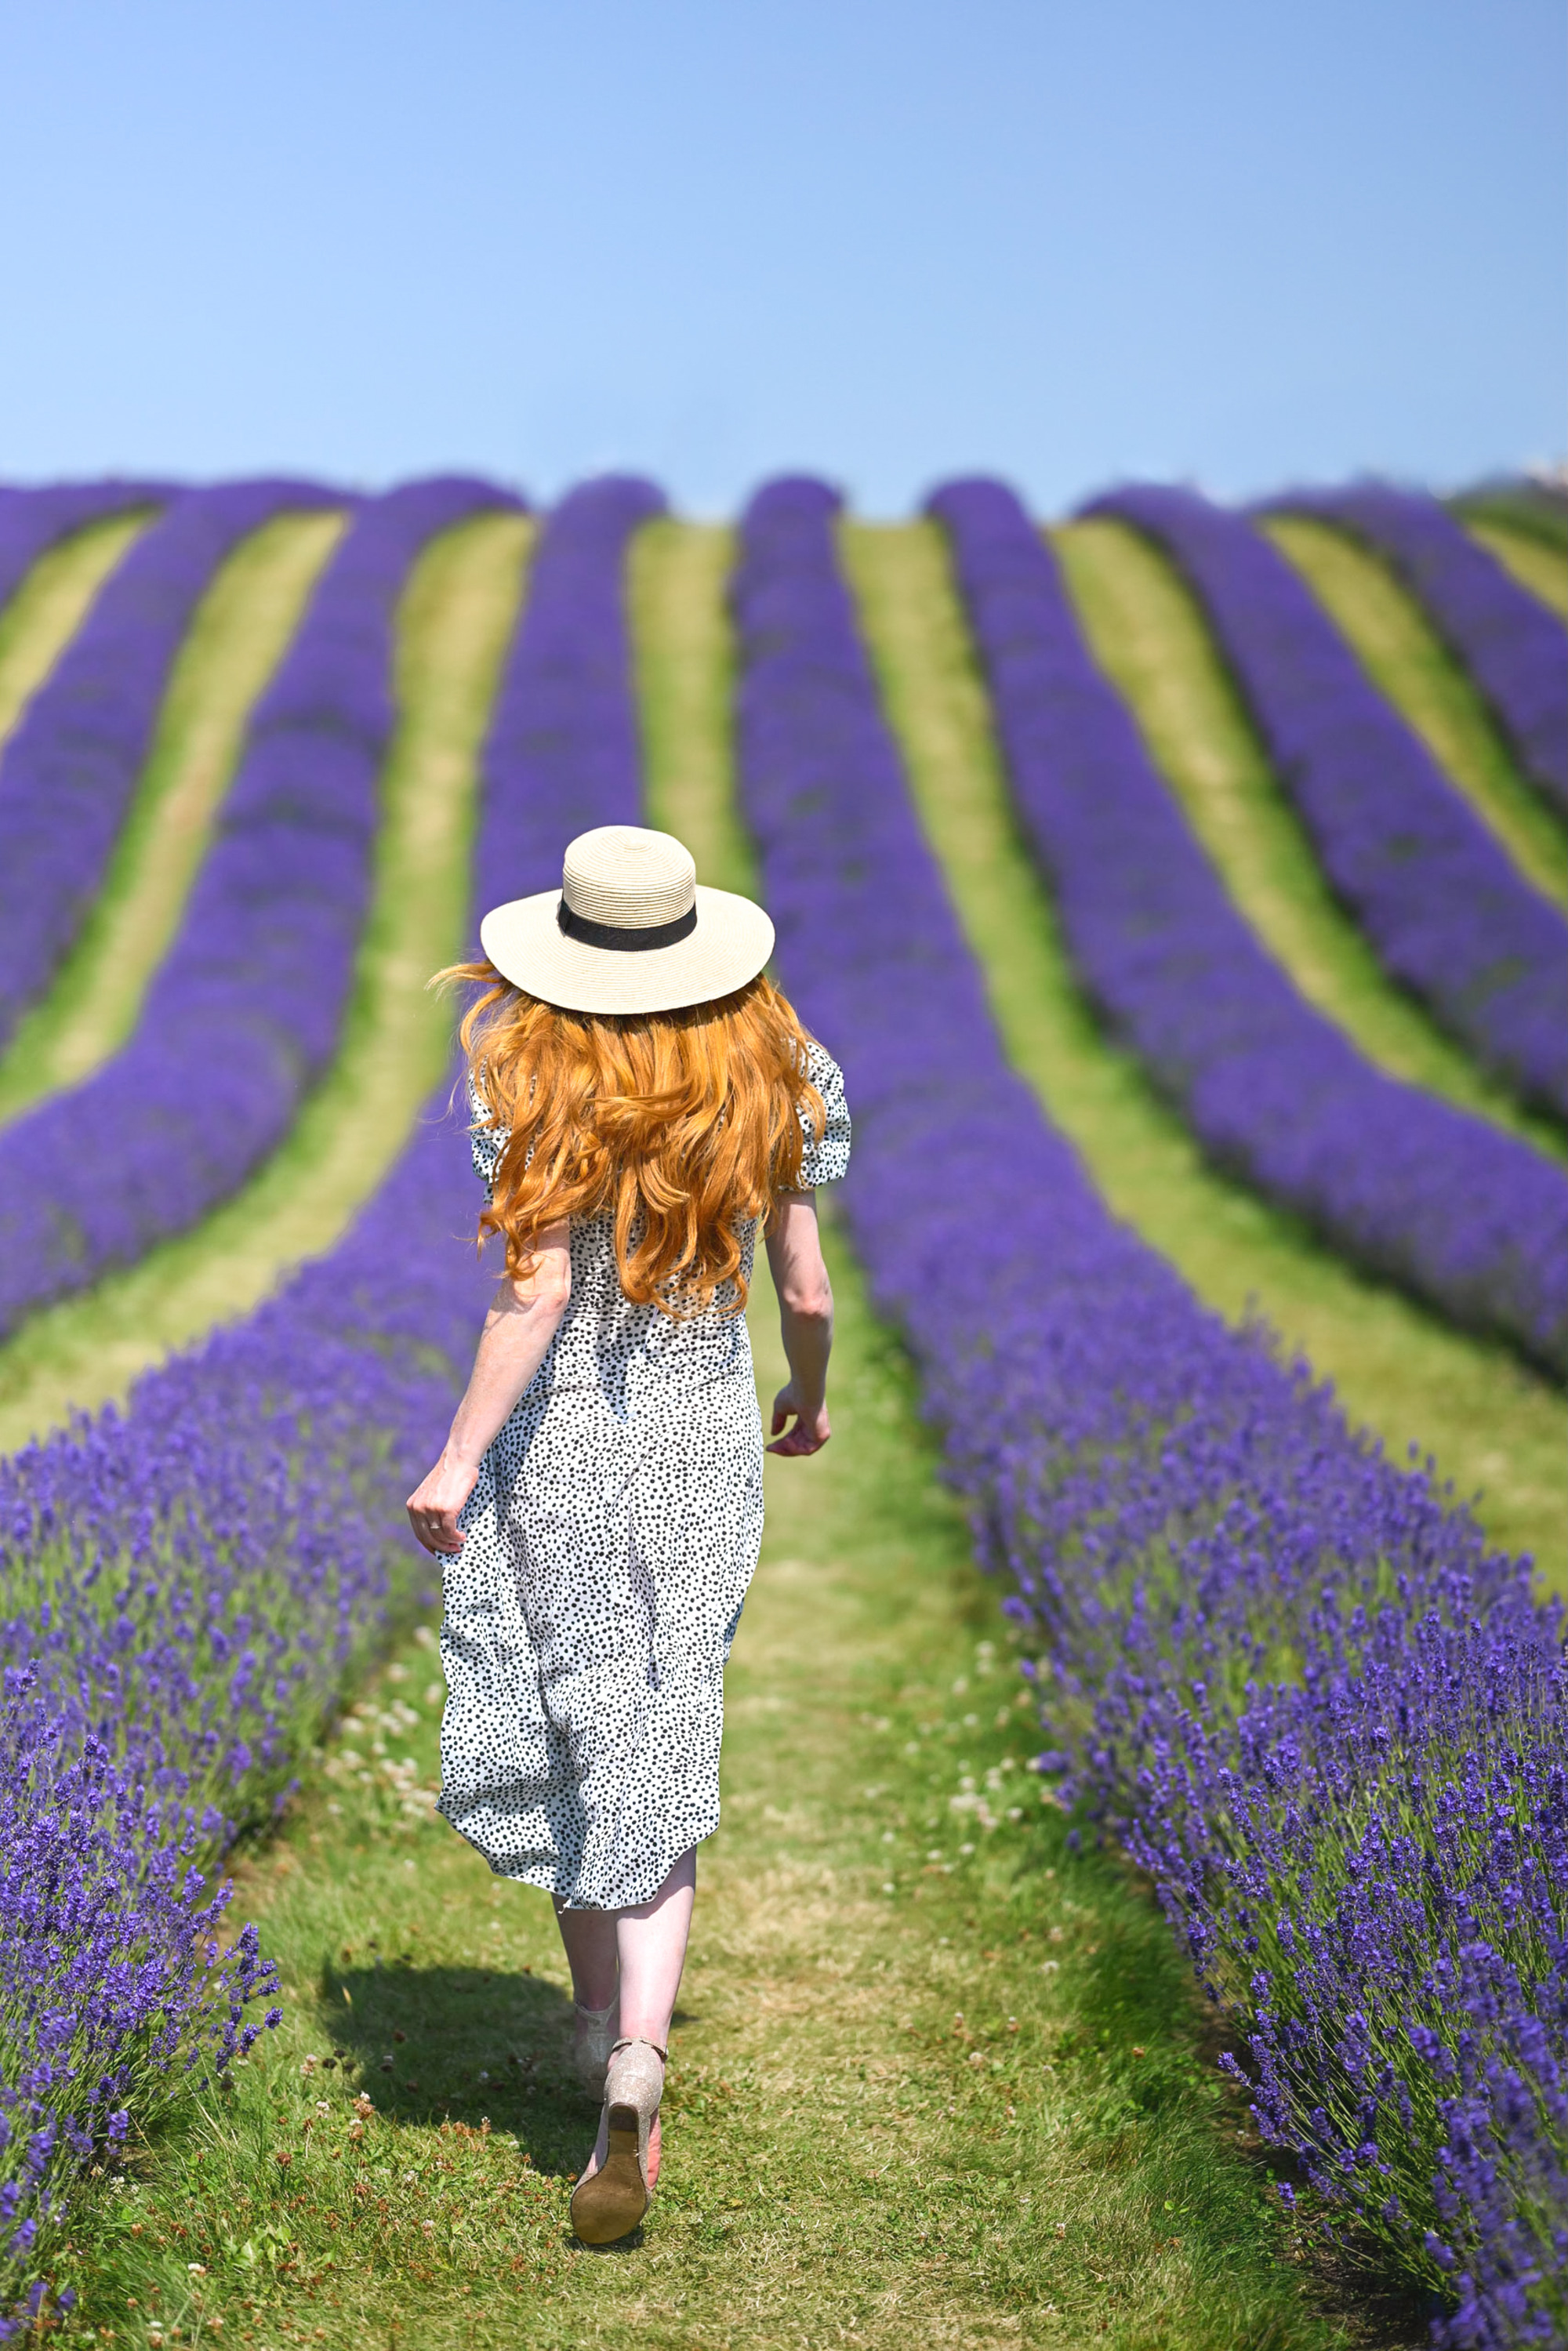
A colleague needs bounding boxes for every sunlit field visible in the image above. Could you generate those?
[0,471,1563,2351]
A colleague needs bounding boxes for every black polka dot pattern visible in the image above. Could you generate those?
[437,1042,851,1909]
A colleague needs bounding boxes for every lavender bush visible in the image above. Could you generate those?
[0,477,523,1341]
[0,481,171,619]
[474,470,664,897]
[0,473,659,2328]
[1083,484,1568,1123]
[0,481,343,1054]
[1270,484,1567,820]
[928,478,1568,1376]
[733,475,1566,2347]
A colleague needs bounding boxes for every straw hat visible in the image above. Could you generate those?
[479,825,775,1016]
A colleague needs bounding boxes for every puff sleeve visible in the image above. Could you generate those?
[467,1074,510,1203]
[796,1042,851,1188]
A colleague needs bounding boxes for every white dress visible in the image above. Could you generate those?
[437,1043,851,1909]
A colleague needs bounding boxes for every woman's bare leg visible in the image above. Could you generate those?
[553,1899,619,2010]
[616,1847,696,2048]
[573,1849,696,2190]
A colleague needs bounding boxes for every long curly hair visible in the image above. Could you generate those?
[442,963,826,1315]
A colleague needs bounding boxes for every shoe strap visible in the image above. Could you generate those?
[574,1999,619,2023]
[609,2036,668,2065]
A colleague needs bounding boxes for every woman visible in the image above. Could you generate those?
[406,823,849,2246]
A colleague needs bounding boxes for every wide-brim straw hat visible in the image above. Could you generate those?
[479,824,775,1016]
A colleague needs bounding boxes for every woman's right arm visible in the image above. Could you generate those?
[764,1190,834,1457]
[405,1218,572,1554]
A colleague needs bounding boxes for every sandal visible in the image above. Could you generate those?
[569,2037,666,2245]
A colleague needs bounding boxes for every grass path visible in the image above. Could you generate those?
[1261,513,1568,902]
[55,518,1400,2351]
[64,1238,1367,2351]
[1461,517,1568,621]
[840,521,1568,1591]
[0,510,348,1123]
[1053,521,1562,1159]
[0,509,151,753]
[0,513,532,1454]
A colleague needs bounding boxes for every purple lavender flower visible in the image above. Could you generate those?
[0,478,522,1341]
[1266,483,1568,822]
[0,473,656,2327]
[0,482,343,1053]
[0,481,173,618]
[1082,484,1568,1123]
[733,474,1567,2349]
[927,477,1568,1376]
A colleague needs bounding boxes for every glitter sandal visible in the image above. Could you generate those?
[568,2037,666,2245]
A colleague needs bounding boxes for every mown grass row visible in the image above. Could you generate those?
[0,510,349,1123]
[0,510,151,754]
[0,512,532,1453]
[1052,518,1562,1156]
[1261,513,1568,905]
[1458,512,1568,621]
[840,519,1566,1588]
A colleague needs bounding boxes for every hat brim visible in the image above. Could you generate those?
[478,884,776,1016]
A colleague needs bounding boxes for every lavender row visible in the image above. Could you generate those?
[1085,484,1568,1123]
[1269,483,1568,819]
[0,481,344,1054]
[0,481,172,618]
[0,476,658,2326]
[0,477,521,1343]
[732,476,1566,2349]
[476,471,663,894]
[929,479,1568,1375]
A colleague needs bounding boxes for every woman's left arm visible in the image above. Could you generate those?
[405,1218,572,1555]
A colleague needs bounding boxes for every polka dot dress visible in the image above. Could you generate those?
[437,1042,851,1910]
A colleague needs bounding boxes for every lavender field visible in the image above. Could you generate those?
[0,472,1563,2349]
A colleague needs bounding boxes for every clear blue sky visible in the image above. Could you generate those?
[1,1,1560,514]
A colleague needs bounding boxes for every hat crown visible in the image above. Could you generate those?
[561,825,696,931]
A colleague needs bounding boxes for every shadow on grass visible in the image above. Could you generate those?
[316,1960,678,2256]
[317,1958,599,2175]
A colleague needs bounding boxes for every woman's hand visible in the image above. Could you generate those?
[406,1449,481,1555]
[767,1381,831,1457]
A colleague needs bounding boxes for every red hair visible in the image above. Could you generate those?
[443,965,825,1315]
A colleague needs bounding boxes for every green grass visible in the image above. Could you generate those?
[55,1234,1377,2351]
[0,510,349,1123]
[44,515,1439,2349]
[1461,517,1568,622]
[630,517,750,893]
[839,520,1568,1593]
[0,509,151,752]
[0,513,532,1455]
[1261,513,1568,902]
[1052,519,1561,1156]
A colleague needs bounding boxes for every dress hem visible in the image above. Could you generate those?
[436,1798,720,1911]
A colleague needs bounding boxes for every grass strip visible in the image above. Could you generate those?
[0,511,348,1123]
[840,519,1567,1591]
[629,516,750,891]
[56,1239,1374,2351]
[0,513,532,1455]
[1260,513,1568,904]
[1052,517,1562,1158]
[1462,519,1568,621]
[0,510,149,753]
